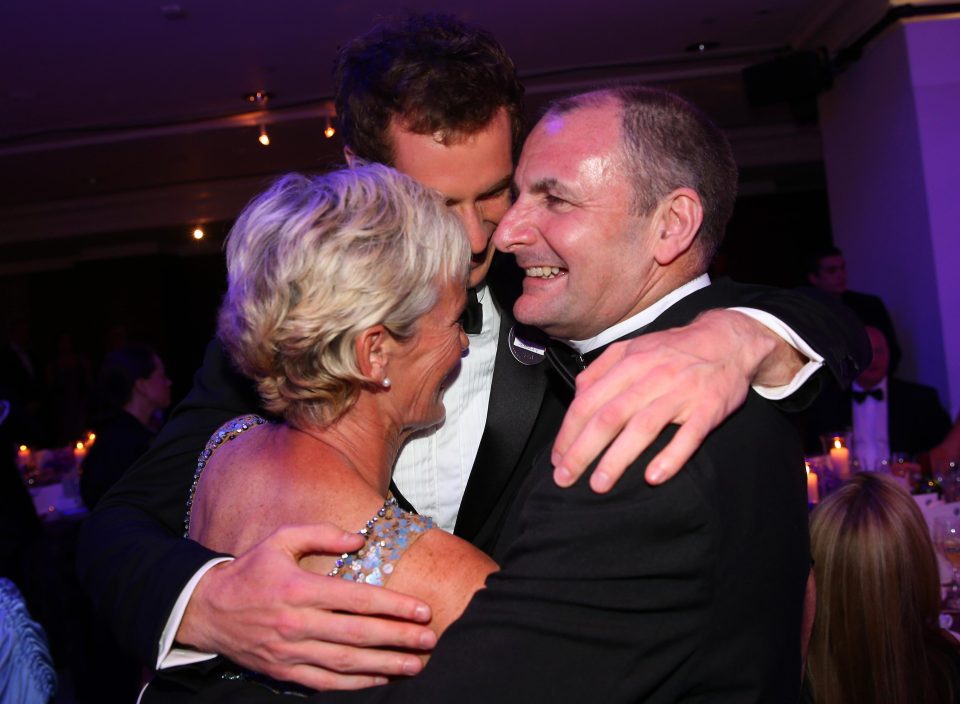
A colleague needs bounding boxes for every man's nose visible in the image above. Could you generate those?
[493,204,533,253]
[458,207,493,255]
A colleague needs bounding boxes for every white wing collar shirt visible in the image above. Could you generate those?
[851,377,889,472]
[566,274,824,404]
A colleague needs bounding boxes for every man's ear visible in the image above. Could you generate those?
[652,187,703,266]
[355,324,393,383]
[343,146,357,167]
[131,376,148,400]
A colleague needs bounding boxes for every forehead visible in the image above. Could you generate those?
[819,255,844,270]
[517,103,624,187]
[388,108,513,201]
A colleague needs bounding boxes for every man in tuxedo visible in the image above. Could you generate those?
[801,325,951,466]
[146,85,815,704]
[80,15,868,693]
[806,244,902,373]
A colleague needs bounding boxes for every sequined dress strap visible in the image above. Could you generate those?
[183,414,267,538]
[329,496,433,587]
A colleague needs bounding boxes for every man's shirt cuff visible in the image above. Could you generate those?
[156,557,234,670]
[729,307,824,401]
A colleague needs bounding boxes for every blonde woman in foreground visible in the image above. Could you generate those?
[183,165,496,686]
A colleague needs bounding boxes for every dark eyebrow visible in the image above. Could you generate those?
[445,175,514,207]
[528,177,577,200]
[477,175,512,200]
[529,177,560,194]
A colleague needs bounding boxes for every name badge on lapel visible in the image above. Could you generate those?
[508,326,546,366]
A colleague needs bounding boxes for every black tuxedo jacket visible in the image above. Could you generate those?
[799,375,952,457]
[145,280,814,703]
[78,271,869,668]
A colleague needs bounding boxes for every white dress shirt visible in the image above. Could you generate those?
[851,377,889,471]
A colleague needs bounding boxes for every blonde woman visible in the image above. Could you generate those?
[183,165,497,682]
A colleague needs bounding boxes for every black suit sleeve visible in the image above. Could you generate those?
[76,339,261,665]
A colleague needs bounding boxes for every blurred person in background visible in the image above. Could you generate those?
[798,325,951,468]
[0,400,43,598]
[80,343,171,509]
[0,578,57,704]
[805,244,902,374]
[805,472,960,703]
[74,343,171,703]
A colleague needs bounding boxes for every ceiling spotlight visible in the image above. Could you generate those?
[685,41,719,53]
[243,91,273,107]
[324,116,336,139]
[192,227,205,240]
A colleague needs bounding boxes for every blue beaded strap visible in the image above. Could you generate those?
[183,414,267,538]
[329,496,433,586]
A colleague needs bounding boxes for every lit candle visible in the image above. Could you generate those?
[73,441,87,461]
[806,462,819,505]
[829,437,850,480]
[85,431,96,447]
[16,444,31,471]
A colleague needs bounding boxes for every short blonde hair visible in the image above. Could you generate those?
[218,164,469,428]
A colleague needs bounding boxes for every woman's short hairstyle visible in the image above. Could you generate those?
[807,472,959,704]
[218,164,469,429]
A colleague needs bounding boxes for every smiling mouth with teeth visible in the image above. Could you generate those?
[525,266,564,279]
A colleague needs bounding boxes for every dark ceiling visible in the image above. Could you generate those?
[2,0,901,273]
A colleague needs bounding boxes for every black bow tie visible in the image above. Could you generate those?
[545,341,607,390]
[459,288,483,335]
[851,388,884,403]
[545,341,583,390]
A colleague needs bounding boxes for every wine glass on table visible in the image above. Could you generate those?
[933,516,960,609]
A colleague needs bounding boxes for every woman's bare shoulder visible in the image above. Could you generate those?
[387,527,497,637]
[189,420,297,551]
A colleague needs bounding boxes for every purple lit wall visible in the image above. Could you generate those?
[819,17,960,417]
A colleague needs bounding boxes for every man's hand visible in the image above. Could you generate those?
[551,309,805,490]
[176,523,437,690]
